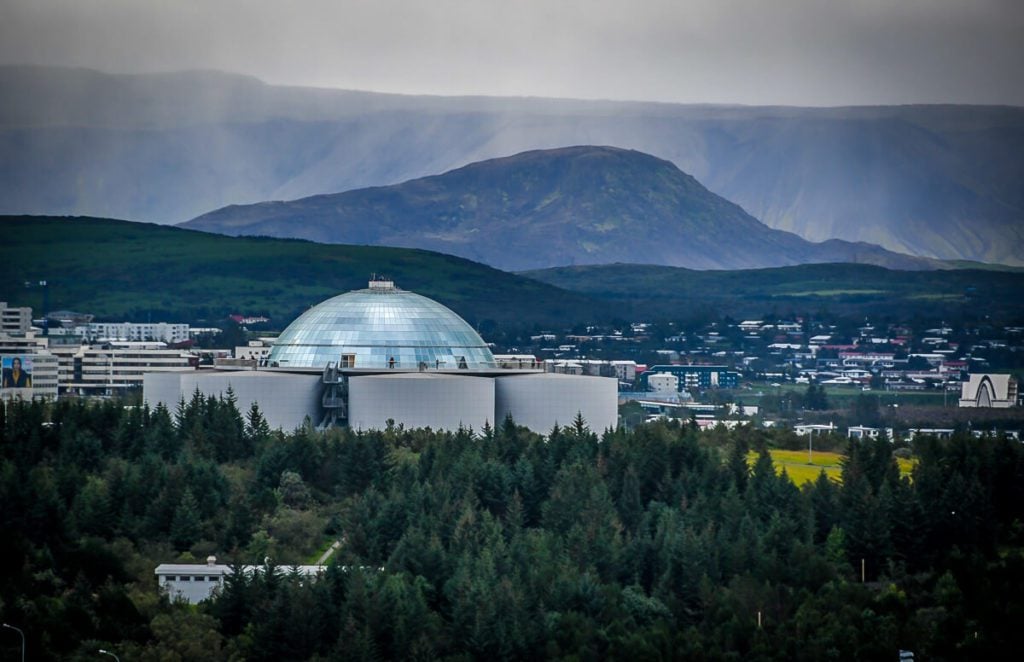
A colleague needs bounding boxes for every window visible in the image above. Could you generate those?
[340,353,356,368]
[179,576,191,581]
[208,576,220,582]
[164,575,176,581]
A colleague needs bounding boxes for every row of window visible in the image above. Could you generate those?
[163,575,220,582]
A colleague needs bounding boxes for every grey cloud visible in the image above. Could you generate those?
[0,0,1021,105]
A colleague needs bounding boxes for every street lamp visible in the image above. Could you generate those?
[2,623,25,662]
[99,648,121,661]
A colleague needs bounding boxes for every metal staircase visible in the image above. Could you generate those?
[320,362,348,428]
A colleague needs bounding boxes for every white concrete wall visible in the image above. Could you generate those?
[495,373,618,434]
[348,373,494,432]
[143,370,322,430]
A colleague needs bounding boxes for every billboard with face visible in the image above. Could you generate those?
[1,355,33,389]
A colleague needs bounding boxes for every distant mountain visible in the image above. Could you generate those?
[183,146,934,271]
[2,66,1023,265]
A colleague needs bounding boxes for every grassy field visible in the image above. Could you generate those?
[763,384,948,408]
[750,449,916,486]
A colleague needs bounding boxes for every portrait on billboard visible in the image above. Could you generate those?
[1,356,33,388]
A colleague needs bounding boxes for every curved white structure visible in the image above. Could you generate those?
[348,373,495,432]
[495,373,618,434]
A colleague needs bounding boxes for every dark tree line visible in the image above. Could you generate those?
[2,396,1024,660]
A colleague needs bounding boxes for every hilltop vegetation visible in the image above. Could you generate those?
[0,215,596,328]
[525,262,1024,322]
[3,398,1024,659]
[4,216,1022,331]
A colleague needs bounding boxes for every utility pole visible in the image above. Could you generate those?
[3,623,25,662]
[24,279,50,335]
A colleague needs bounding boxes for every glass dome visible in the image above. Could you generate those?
[267,281,496,370]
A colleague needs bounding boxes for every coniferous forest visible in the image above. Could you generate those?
[3,394,1024,660]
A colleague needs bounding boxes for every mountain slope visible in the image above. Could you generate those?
[2,66,1023,265]
[523,262,1024,322]
[0,215,599,328]
[3,216,1019,326]
[183,146,933,272]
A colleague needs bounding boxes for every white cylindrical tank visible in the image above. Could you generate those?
[348,373,495,432]
[143,370,322,431]
[495,373,618,434]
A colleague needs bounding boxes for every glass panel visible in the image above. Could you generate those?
[268,286,497,369]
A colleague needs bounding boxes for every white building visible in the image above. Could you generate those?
[647,372,678,394]
[144,281,618,434]
[794,422,836,436]
[54,341,195,396]
[155,557,327,604]
[234,339,276,362]
[959,374,1019,408]
[0,331,59,400]
[87,321,190,344]
[0,301,32,335]
[543,359,637,381]
[847,426,894,440]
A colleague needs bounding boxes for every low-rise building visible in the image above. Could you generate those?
[642,365,739,390]
[155,557,328,604]
[647,372,678,393]
[0,332,59,400]
[959,374,1019,408]
[86,321,190,344]
[54,341,196,396]
[0,301,32,335]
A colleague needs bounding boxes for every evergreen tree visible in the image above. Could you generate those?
[170,488,202,550]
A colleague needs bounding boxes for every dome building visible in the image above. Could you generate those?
[268,280,496,370]
[144,280,617,434]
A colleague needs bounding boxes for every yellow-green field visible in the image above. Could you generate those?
[748,450,916,486]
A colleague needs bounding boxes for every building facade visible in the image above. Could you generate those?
[54,341,196,396]
[144,281,618,434]
[642,365,740,391]
[86,322,190,344]
[959,374,1019,408]
[0,301,32,335]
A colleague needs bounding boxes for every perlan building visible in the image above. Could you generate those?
[145,280,616,434]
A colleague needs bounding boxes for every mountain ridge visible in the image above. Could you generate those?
[183,146,938,272]
[2,66,1021,265]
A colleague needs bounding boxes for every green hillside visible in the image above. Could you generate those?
[0,216,598,328]
[524,262,1024,322]
[4,216,1021,330]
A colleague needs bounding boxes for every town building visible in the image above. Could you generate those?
[155,557,327,604]
[0,301,32,335]
[54,341,196,396]
[647,372,678,393]
[85,321,190,344]
[959,373,1019,408]
[641,365,740,391]
[0,331,59,400]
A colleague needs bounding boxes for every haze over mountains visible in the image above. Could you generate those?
[184,146,934,272]
[2,66,1022,266]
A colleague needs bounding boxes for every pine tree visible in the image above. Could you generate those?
[170,488,202,550]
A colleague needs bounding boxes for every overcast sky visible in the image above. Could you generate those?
[2,0,1022,106]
